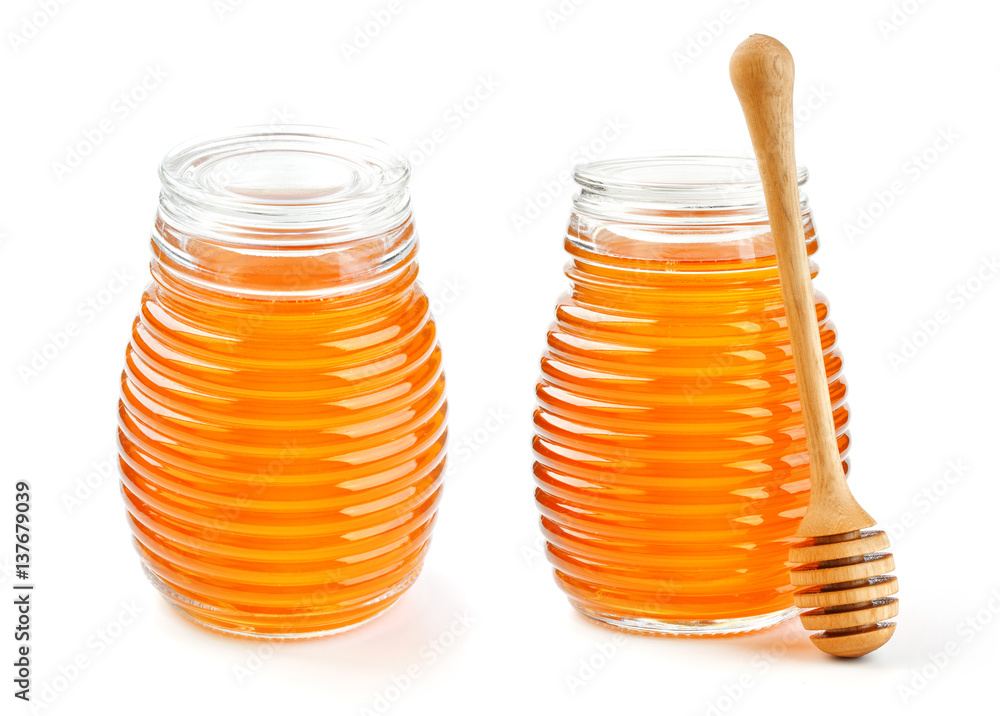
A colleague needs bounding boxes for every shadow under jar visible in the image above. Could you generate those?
[117,127,448,638]
[533,156,850,636]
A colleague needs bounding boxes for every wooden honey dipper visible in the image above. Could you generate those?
[730,34,898,657]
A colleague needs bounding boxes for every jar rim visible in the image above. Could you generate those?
[574,155,807,204]
[158,125,410,237]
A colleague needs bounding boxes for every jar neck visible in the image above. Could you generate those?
[151,214,418,299]
[568,155,812,271]
[150,126,414,298]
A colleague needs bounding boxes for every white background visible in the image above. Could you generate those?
[2,0,998,714]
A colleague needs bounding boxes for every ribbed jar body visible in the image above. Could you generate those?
[533,157,849,635]
[118,128,447,638]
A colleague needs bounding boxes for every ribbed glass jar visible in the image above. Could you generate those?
[117,127,447,638]
[533,156,849,636]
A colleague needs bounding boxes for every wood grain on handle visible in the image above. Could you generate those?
[729,35,874,537]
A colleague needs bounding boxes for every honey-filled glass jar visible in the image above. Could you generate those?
[117,128,447,638]
[533,156,849,635]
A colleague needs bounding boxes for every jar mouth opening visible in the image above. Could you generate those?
[574,155,807,205]
[158,125,410,235]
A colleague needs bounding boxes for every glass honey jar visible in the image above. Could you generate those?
[117,127,448,638]
[533,156,849,635]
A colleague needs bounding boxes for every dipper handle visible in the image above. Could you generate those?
[730,35,873,537]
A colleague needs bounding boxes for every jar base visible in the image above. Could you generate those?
[141,563,418,640]
[573,604,799,637]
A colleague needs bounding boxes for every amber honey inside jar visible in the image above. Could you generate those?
[117,127,447,638]
[533,156,849,635]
